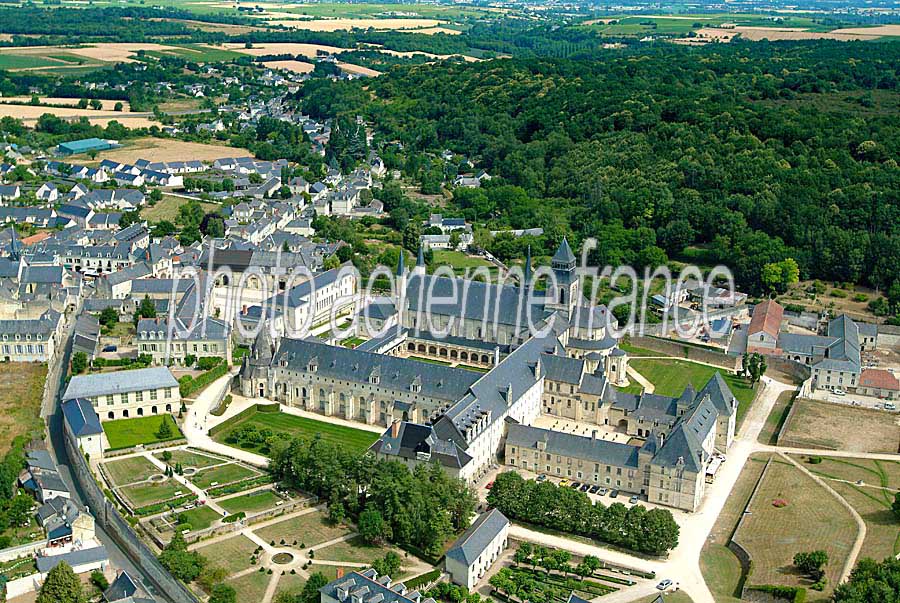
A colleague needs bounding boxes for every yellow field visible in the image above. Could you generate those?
[84,137,251,164]
[265,17,444,31]
[336,62,381,77]
[263,60,315,74]
[689,25,897,42]
[1,97,131,111]
[223,42,347,58]
[0,104,155,127]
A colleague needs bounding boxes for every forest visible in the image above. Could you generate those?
[298,41,900,296]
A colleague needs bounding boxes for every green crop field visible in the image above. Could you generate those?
[218,489,282,515]
[214,411,379,456]
[103,415,183,450]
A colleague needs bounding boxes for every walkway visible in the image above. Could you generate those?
[625,365,654,393]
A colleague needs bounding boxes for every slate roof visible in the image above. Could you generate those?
[506,423,641,468]
[371,422,472,469]
[104,570,157,603]
[36,545,108,573]
[63,367,178,401]
[321,569,434,603]
[62,398,103,437]
[695,372,737,417]
[446,508,509,566]
[552,237,575,265]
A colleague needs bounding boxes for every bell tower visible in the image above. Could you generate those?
[548,237,579,316]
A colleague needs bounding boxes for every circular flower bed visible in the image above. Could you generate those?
[772,498,788,508]
[272,553,294,565]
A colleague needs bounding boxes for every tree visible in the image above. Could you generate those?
[299,572,329,603]
[71,351,87,375]
[372,551,402,577]
[327,498,345,524]
[358,508,388,545]
[159,530,206,582]
[90,570,109,591]
[136,295,156,322]
[794,550,828,580]
[761,258,800,294]
[77,98,89,109]
[156,418,173,440]
[99,307,119,328]
[834,557,900,602]
[37,562,84,603]
[89,99,102,110]
[114,102,124,112]
[209,584,236,603]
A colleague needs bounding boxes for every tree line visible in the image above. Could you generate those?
[486,471,679,556]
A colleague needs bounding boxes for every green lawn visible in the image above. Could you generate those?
[255,511,351,548]
[758,390,796,445]
[637,591,694,603]
[196,534,258,575]
[176,505,221,531]
[103,456,162,486]
[628,359,757,425]
[154,449,225,469]
[229,568,273,599]
[119,479,187,508]
[218,489,282,515]
[275,572,307,599]
[408,356,452,366]
[189,463,258,489]
[315,535,389,564]
[431,250,495,276]
[103,415,183,450]
[215,411,379,456]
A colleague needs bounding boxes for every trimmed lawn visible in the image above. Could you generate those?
[628,359,757,425]
[176,506,220,531]
[228,569,272,600]
[275,571,307,598]
[103,456,162,486]
[189,463,258,489]
[255,511,351,548]
[218,489,282,515]
[0,362,46,456]
[637,593,693,603]
[758,390,796,445]
[197,534,258,575]
[700,454,769,603]
[310,564,359,582]
[215,411,379,456]
[119,479,186,508]
[734,457,856,599]
[431,250,495,276]
[103,414,183,450]
[316,535,389,564]
[408,356,452,366]
[154,449,225,469]
[794,455,900,559]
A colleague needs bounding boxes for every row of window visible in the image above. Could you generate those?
[93,387,174,406]
[1,343,46,354]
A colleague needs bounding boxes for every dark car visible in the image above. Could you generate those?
[570,481,581,489]
[102,345,117,353]
[580,484,590,492]
[610,489,619,498]
[536,474,547,482]
[589,485,600,494]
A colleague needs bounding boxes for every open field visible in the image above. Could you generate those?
[794,454,900,560]
[690,25,897,42]
[176,505,221,531]
[779,398,899,453]
[103,414,183,450]
[0,104,155,127]
[142,195,219,223]
[224,41,347,58]
[316,535,392,564]
[218,489,282,515]
[734,457,856,599]
[0,362,46,456]
[87,137,250,165]
[275,572,307,598]
[311,564,359,582]
[119,479,186,508]
[337,62,381,77]
[1,97,131,111]
[228,570,273,602]
[197,534,258,574]
[255,511,351,547]
[189,462,258,489]
[627,358,756,423]
[154,449,225,469]
[431,250,496,276]
[214,411,379,456]
[758,390,796,445]
[265,18,444,31]
[263,60,315,74]
[102,455,162,486]
[700,454,769,603]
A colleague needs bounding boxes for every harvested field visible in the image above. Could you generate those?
[224,42,348,58]
[0,97,131,111]
[822,24,900,36]
[160,18,268,34]
[0,104,154,126]
[265,18,443,31]
[779,398,899,453]
[0,362,46,456]
[734,457,856,599]
[690,26,896,42]
[88,137,250,164]
[263,60,315,74]
[337,62,381,77]
[412,27,462,35]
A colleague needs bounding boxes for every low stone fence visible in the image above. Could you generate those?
[732,457,774,599]
[629,335,740,371]
[0,539,48,564]
[103,438,189,460]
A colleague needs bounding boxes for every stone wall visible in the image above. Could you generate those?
[628,336,740,371]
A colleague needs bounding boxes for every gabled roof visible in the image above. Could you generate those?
[62,398,103,437]
[446,509,509,566]
[748,299,783,338]
[63,367,178,401]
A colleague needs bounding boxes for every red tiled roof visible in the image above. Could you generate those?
[748,299,783,338]
[21,232,51,246]
[859,369,900,391]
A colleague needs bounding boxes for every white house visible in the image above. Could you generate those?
[445,509,510,589]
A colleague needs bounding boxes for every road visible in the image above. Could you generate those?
[42,307,174,602]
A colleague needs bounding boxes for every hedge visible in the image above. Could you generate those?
[206,475,273,498]
[179,362,229,397]
[222,512,246,523]
[748,585,806,603]
[133,494,198,517]
[403,569,441,591]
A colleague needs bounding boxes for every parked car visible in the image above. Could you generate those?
[598,488,608,496]
[580,484,590,492]
[570,481,581,489]
[486,481,494,490]
[610,489,619,498]
[102,345,117,352]
[629,495,639,504]
[885,402,896,411]
[657,580,673,591]
[559,479,570,487]
[537,474,547,482]
[834,389,846,396]
[589,485,600,494]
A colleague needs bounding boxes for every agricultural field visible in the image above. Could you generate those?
[0,104,154,127]
[0,362,46,456]
[0,97,131,111]
[626,358,757,424]
[102,455,162,486]
[255,510,351,548]
[792,454,900,559]
[103,414,183,450]
[214,410,379,456]
[733,457,857,599]
[217,489,284,516]
[87,137,250,165]
[189,462,259,489]
[196,533,258,575]
[778,398,899,453]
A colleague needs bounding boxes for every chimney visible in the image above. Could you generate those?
[241,304,248,316]
[337,568,345,580]
[391,419,401,438]
[591,430,597,440]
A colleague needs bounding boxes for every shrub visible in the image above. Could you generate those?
[830,289,848,298]
[808,456,823,464]
[853,293,868,302]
